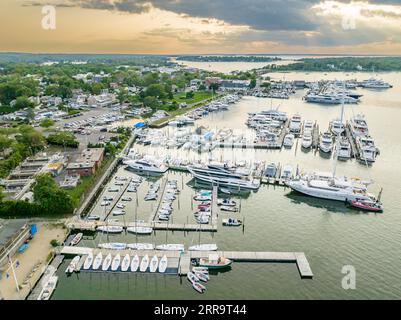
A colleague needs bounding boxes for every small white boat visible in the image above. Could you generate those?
[92,252,103,270]
[98,243,127,250]
[70,233,83,246]
[145,193,157,201]
[222,218,242,226]
[130,255,140,272]
[37,276,58,300]
[217,199,237,207]
[65,256,80,274]
[194,271,209,282]
[283,134,295,148]
[121,254,131,272]
[122,197,132,201]
[156,244,185,251]
[188,244,218,251]
[83,253,94,270]
[127,243,155,250]
[220,205,238,212]
[100,201,111,206]
[302,133,313,149]
[193,195,212,201]
[87,215,100,221]
[219,188,232,194]
[126,226,153,235]
[158,255,168,273]
[149,255,159,273]
[192,267,209,274]
[111,254,121,271]
[97,226,123,233]
[116,203,125,209]
[140,255,150,272]
[187,271,199,283]
[195,215,210,224]
[192,281,206,294]
[102,253,112,271]
[112,210,126,216]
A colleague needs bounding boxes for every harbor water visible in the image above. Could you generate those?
[53,69,401,299]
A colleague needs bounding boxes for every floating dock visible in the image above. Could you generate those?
[60,246,313,279]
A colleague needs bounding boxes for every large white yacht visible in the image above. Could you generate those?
[304,93,358,104]
[356,136,377,163]
[286,172,377,202]
[336,137,352,160]
[349,114,369,138]
[289,114,302,134]
[360,78,392,89]
[329,119,345,136]
[126,159,168,175]
[187,163,260,190]
[319,132,333,153]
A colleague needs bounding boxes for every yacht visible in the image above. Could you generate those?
[360,78,392,89]
[187,163,260,191]
[126,159,168,175]
[305,93,358,104]
[286,172,378,202]
[349,114,369,138]
[330,119,345,136]
[259,109,287,122]
[336,137,352,160]
[319,132,333,153]
[301,132,313,149]
[303,120,314,133]
[283,134,295,148]
[37,276,58,300]
[289,114,302,134]
[356,136,377,162]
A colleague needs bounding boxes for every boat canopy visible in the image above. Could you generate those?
[134,122,146,128]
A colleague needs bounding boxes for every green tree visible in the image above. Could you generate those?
[143,96,160,110]
[14,96,34,109]
[40,118,55,128]
[209,83,219,93]
[0,135,13,156]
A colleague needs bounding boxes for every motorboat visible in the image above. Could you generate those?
[102,253,112,271]
[70,233,83,246]
[103,196,114,201]
[194,271,209,282]
[198,202,211,209]
[127,243,155,250]
[195,215,210,224]
[112,210,126,216]
[130,255,140,272]
[222,218,242,226]
[121,254,131,272]
[319,132,333,153]
[100,201,111,206]
[356,136,377,162]
[304,120,314,132]
[83,253,94,270]
[145,193,157,201]
[111,254,121,271]
[360,77,392,89]
[289,114,302,134]
[122,196,132,201]
[37,276,58,300]
[126,159,168,175]
[96,226,123,233]
[126,226,153,235]
[348,199,383,212]
[116,203,125,209]
[336,137,352,160]
[301,133,313,149]
[264,163,277,178]
[158,215,170,221]
[193,194,212,201]
[188,244,218,251]
[281,165,293,180]
[198,254,232,269]
[65,256,80,274]
[330,119,345,135]
[108,187,119,192]
[188,164,260,191]
[220,205,238,212]
[140,255,150,272]
[349,114,369,138]
[283,134,295,148]
[187,271,199,283]
[98,242,127,250]
[156,244,185,251]
[149,256,159,273]
[217,199,236,207]
[87,215,100,221]
[192,281,206,294]
[92,252,103,270]
[159,255,168,273]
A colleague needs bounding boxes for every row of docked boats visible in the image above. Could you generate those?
[247,108,287,145]
[96,242,218,251]
[70,253,169,273]
[158,179,179,222]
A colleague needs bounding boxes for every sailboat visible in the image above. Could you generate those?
[286,84,383,205]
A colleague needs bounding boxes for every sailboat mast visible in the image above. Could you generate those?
[333,82,345,178]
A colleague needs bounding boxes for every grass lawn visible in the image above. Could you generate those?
[65,175,95,206]
[171,91,213,104]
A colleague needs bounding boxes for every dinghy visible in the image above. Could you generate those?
[149,256,159,273]
[217,199,237,207]
[188,244,218,251]
[220,205,238,212]
[194,271,209,282]
[187,271,199,283]
[140,255,150,272]
[192,267,209,274]
[158,255,168,273]
[112,209,126,216]
[98,243,127,250]
[192,281,206,294]
[83,253,94,270]
[111,254,121,271]
[130,255,140,272]
[92,252,103,270]
[70,233,83,246]
[127,243,155,250]
[102,253,112,271]
[126,226,153,235]
[121,254,131,272]
[156,244,185,251]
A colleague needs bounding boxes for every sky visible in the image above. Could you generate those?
[1,0,401,54]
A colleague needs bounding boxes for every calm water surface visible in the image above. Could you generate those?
[53,69,401,299]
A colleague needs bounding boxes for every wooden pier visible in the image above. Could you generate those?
[345,122,358,158]
[148,178,168,222]
[60,246,313,279]
[312,122,320,149]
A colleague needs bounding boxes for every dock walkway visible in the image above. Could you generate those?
[60,246,313,279]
